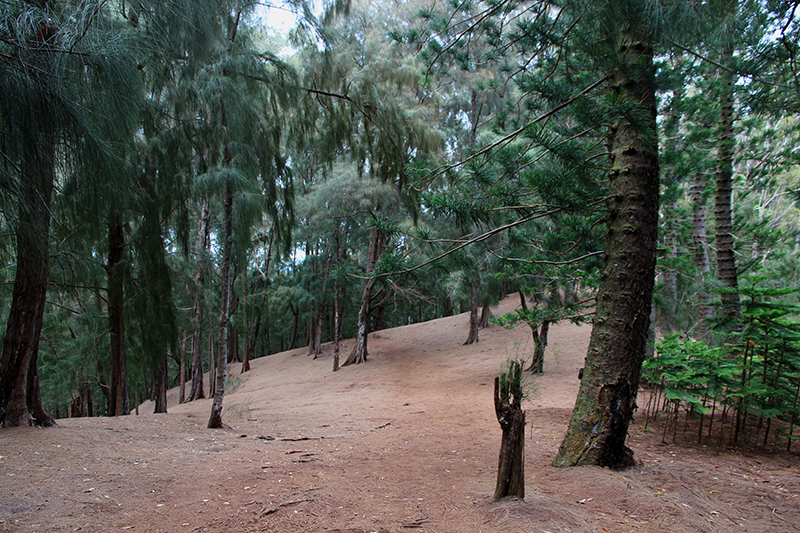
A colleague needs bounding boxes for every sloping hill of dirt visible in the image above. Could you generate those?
[1,295,798,533]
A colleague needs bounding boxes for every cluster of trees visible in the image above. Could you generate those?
[1,0,799,468]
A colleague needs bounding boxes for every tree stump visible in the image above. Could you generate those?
[493,360,525,500]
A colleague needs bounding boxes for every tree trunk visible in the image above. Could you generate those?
[228,322,239,364]
[227,275,240,364]
[153,353,168,414]
[82,383,93,417]
[464,282,480,345]
[209,315,216,398]
[179,331,187,404]
[0,138,56,428]
[208,16,240,428]
[493,361,525,500]
[372,296,388,332]
[106,211,130,416]
[715,29,740,322]
[307,246,318,356]
[187,198,210,402]
[241,265,251,373]
[343,225,384,366]
[553,23,659,470]
[528,321,549,374]
[344,276,374,365]
[306,309,316,356]
[333,234,343,372]
[314,251,333,358]
[479,303,491,329]
[289,304,299,350]
[662,201,679,330]
[333,276,341,372]
[248,313,261,363]
[208,179,232,428]
[70,383,93,418]
[691,172,713,342]
[443,298,454,317]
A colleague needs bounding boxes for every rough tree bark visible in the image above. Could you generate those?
[0,135,56,428]
[494,360,525,500]
[153,353,168,414]
[106,211,130,416]
[519,292,549,374]
[464,282,480,345]
[479,302,491,329]
[208,179,232,428]
[662,201,679,328]
[187,198,210,401]
[715,26,741,322]
[553,21,659,469]
[691,172,713,342]
[208,8,240,428]
[343,224,385,366]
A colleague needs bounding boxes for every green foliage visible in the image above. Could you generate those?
[497,359,527,409]
[644,278,800,449]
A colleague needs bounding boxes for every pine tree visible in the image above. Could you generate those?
[0,0,142,426]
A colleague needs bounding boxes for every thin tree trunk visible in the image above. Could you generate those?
[106,211,130,416]
[343,225,384,366]
[715,29,741,322]
[315,251,333,358]
[530,321,550,374]
[307,245,318,356]
[479,303,491,329]
[241,264,251,373]
[227,274,240,364]
[209,315,216,398]
[228,321,239,364]
[153,352,168,414]
[208,178,232,428]
[662,201,679,329]
[333,276,341,372]
[691,173,713,342]
[344,277,374,365]
[519,292,549,373]
[187,198,210,401]
[464,282,480,345]
[333,233,344,372]
[179,331,187,404]
[208,9,239,428]
[554,23,659,469]
[289,304,299,350]
[372,295,388,332]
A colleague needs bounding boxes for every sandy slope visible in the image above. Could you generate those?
[1,295,798,533]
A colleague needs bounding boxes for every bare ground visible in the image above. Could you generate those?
[1,295,799,533]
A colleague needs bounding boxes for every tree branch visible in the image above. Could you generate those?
[414,76,607,189]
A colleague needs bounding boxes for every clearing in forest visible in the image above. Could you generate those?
[1,295,798,533]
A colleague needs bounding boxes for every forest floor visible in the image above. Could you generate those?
[1,295,799,533]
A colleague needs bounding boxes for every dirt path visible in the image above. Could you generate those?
[1,295,798,532]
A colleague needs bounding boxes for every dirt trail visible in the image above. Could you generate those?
[1,295,798,532]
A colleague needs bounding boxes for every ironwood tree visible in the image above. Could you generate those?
[0,0,142,426]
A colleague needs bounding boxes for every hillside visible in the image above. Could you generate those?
[1,295,798,533]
